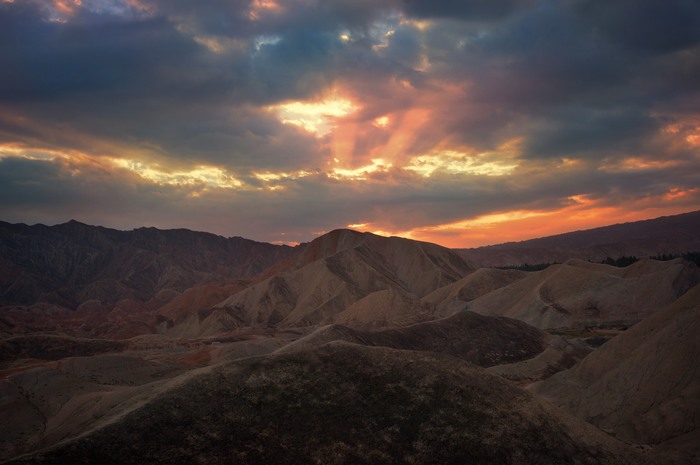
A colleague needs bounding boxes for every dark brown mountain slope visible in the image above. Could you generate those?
[5,344,648,465]
[456,210,700,267]
[0,220,296,309]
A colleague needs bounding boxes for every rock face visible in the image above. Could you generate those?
[0,220,296,308]
[464,258,700,329]
[531,283,700,463]
[5,344,647,465]
[456,209,700,267]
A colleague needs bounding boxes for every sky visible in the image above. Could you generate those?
[1,0,699,248]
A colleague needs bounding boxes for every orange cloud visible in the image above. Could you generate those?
[351,191,700,249]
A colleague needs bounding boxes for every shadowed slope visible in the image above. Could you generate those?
[0,354,189,462]
[0,335,127,370]
[6,344,648,465]
[422,267,528,315]
[278,310,546,367]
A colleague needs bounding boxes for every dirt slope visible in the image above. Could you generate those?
[422,267,527,315]
[531,283,700,464]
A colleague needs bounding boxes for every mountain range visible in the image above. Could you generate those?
[1,211,699,464]
[456,210,700,267]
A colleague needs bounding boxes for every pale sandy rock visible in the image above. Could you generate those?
[422,267,527,314]
[466,258,700,329]
[174,230,474,337]
[531,283,700,463]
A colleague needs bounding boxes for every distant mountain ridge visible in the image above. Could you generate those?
[455,210,700,267]
[0,220,296,308]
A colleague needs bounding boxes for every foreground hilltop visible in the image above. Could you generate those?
[4,344,647,465]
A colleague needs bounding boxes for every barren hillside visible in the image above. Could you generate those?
[176,229,474,336]
[5,344,648,465]
[464,258,700,329]
[531,283,700,464]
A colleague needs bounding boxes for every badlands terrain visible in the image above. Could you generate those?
[1,211,700,464]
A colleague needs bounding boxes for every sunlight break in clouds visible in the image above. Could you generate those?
[329,158,393,181]
[109,159,244,191]
[405,140,521,178]
[362,199,700,249]
[269,95,359,136]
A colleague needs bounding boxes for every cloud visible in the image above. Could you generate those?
[572,0,700,53]
[402,0,532,21]
[0,0,699,247]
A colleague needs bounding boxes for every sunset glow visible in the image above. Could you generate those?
[1,0,699,247]
[270,95,359,136]
[109,159,244,189]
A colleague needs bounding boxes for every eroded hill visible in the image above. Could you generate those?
[531,283,700,464]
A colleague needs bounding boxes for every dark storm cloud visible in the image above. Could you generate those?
[572,0,700,54]
[413,0,700,161]
[520,107,660,159]
[0,3,203,102]
[246,29,340,103]
[403,0,532,21]
[0,0,405,172]
[0,156,156,222]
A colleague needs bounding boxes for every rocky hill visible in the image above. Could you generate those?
[531,283,700,464]
[3,213,700,464]
[278,310,547,367]
[174,229,474,336]
[463,258,700,329]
